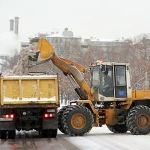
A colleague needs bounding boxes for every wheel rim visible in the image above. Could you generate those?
[71,113,86,129]
[137,114,150,128]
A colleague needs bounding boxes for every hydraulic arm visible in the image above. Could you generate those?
[29,38,93,100]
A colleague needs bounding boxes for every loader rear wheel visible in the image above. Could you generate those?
[58,105,74,134]
[126,105,150,135]
[62,105,94,136]
[107,124,128,133]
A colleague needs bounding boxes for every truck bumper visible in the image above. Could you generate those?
[42,117,58,129]
[0,120,15,130]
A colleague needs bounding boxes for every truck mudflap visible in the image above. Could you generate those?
[42,117,58,129]
[0,119,15,130]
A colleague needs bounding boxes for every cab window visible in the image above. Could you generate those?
[115,66,126,86]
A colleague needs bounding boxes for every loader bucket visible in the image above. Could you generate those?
[28,38,54,67]
[38,38,54,59]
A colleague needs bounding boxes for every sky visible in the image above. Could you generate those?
[0,0,150,40]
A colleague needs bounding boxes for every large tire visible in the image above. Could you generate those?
[126,105,150,135]
[8,130,16,139]
[49,129,57,138]
[107,124,128,133]
[62,105,94,136]
[58,105,74,134]
[1,130,7,139]
[58,106,68,134]
[41,129,48,138]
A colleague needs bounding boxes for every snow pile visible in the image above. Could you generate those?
[13,48,30,75]
[2,69,13,76]
[12,42,38,75]
[1,41,38,76]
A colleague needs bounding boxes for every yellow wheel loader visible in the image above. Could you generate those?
[29,38,150,136]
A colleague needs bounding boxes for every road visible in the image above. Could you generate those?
[0,126,150,150]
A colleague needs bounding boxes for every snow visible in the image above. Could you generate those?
[2,75,57,79]
[46,33,63,38]
[90,38,118,42]
[61,126,150,150]
[3,96,56,102]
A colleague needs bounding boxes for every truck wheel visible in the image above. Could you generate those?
[8,130,16,139]
[1,130,7,139]
[58,105,74,134]
[107,124,128,133]
[62,105,94,136]
[41,129,48,138]
[48,129,57,138]
[126,105,150,135]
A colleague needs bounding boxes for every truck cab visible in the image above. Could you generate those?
[90,61,132,101]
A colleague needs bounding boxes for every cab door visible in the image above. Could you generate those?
[114,66,127,98]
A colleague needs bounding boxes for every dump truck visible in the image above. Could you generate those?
[29,38,150,136]
[0,74,59,139]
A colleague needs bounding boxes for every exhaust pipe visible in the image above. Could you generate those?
[9,19,14,31]
[14,17,19,34]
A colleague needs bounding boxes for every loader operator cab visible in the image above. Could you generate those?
[90,61,131,101]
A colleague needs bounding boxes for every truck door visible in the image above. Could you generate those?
[115,66,127,98]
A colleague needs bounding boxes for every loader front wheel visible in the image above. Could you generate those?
[107,124,128,133]
[126,105,150,135]
[58,106,68,134]
[62,105,94,136]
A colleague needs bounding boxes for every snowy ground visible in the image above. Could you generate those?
[0,126,150,150]
[60,126,150,150]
